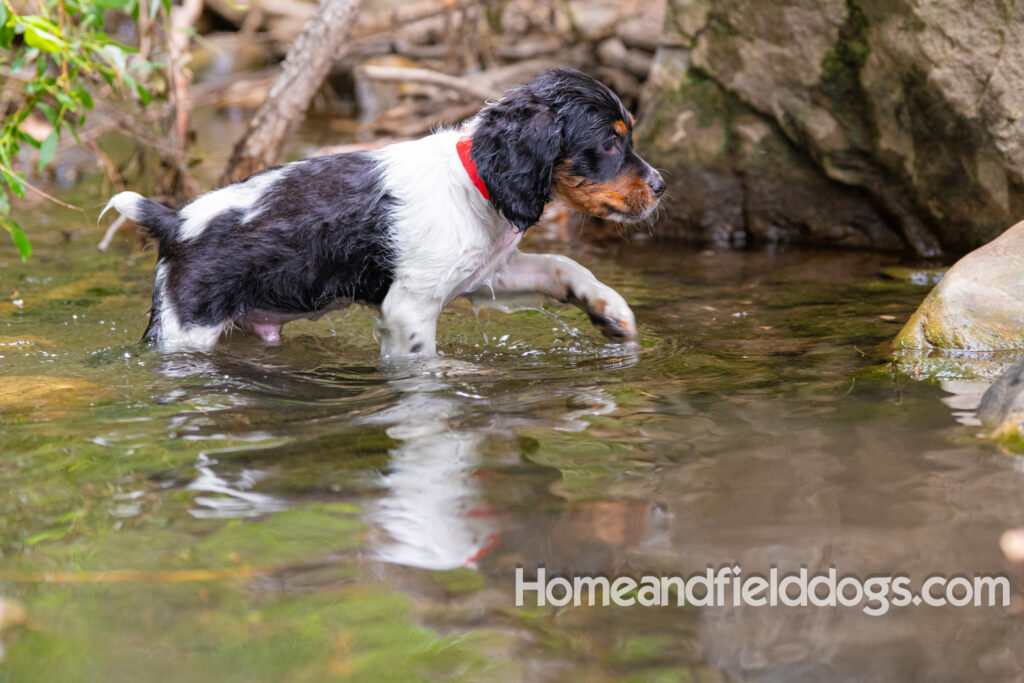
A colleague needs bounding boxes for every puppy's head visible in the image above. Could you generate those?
[470,68,664,231]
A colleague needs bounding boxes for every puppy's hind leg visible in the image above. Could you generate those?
[145,261,228,351]
[159,322,227,352]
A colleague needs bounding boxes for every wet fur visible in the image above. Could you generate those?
[103,68,663,357]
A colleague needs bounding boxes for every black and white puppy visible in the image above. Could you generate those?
[102,68,664,357]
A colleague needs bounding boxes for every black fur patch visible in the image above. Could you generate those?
[470,94,562,231]
[159,153,396,328]
[135,199,179,243]
[142,265,164,342]
[470,68,640,230]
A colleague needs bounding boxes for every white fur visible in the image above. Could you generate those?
[178,167,286,241]
[484,252,636,335]
[154,261,225,351]
[371,128,637,357]
[99,191,145,223]
[374,130,524,357]
[113,126,637,355]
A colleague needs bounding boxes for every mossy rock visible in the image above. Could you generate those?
[0,376,112,419]
[895,220,1024,352]
[640,0,1024,253]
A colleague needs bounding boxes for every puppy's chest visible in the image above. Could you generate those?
[451,229,523,298]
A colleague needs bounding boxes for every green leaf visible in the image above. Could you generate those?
[24,526,69,545]
[74,87,94,110]
[0,23,14,50]
[1,169,26,199]
[2,218,32,262]
[38,131,57,172]
[23,24,66,53]
[36,101,58,126]
[0,4,7,29]
[18,14,60,32]
[0,193,9,215]
[124,73,149,104]
[114,41,139,54]
[55,90,77,112]
[82,7,103,28]
[14,128,42,149]
[92,0,134,7]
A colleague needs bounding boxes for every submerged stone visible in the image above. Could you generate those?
[0,376,111,419]
[878,267,945,286]
[978,359,1024,439]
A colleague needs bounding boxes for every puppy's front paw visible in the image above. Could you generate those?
[583,293,637,341]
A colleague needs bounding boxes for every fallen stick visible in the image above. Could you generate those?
[97,214,129,252]
[354,64,498,102]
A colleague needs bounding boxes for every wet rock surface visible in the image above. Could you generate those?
[638,0,1024,255]
[895,219,1024,351]
[978,359,1024,436]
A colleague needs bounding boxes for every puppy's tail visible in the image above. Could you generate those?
[100,191,178,243]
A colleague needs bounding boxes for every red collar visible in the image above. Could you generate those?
[456,135,490,201]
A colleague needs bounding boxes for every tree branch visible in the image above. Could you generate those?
[219,0,363,185]
[354,64,498,102]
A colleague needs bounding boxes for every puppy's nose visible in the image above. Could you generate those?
[648,174,665,197]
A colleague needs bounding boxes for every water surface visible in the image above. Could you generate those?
[1,210,1022,681]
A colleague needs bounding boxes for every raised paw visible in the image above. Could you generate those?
[580,292,637,341]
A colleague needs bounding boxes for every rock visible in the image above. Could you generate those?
[0,597,26,631]
[878,267,945,286]
[891,348,1024,383]
[638,48,904,250]
[895,220,1024,351]
[977,358,1024,437]
[0,376,112,419]
[638,0,1024,255]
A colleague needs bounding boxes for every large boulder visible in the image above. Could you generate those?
[895,219,1024,350]
[638,0,1024,255]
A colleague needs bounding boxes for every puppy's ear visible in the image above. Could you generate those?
[470,96,562,231]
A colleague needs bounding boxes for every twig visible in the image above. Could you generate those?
[354,64,498,102]
[219,0,363,185]
[98,214,129,251]
[0,163,85,212]
[351,0,499,39]
[169,0,205,170]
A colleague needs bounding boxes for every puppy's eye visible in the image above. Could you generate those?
[603,138,619,153]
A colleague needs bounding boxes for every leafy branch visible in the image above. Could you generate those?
[0,0,166,260]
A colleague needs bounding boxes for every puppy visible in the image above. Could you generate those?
[102,68,664,357]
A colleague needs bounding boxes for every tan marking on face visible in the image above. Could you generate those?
[552,160,657,218]
[628,112,635,127]
[591,298,608,315]
[613,120,627,136]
